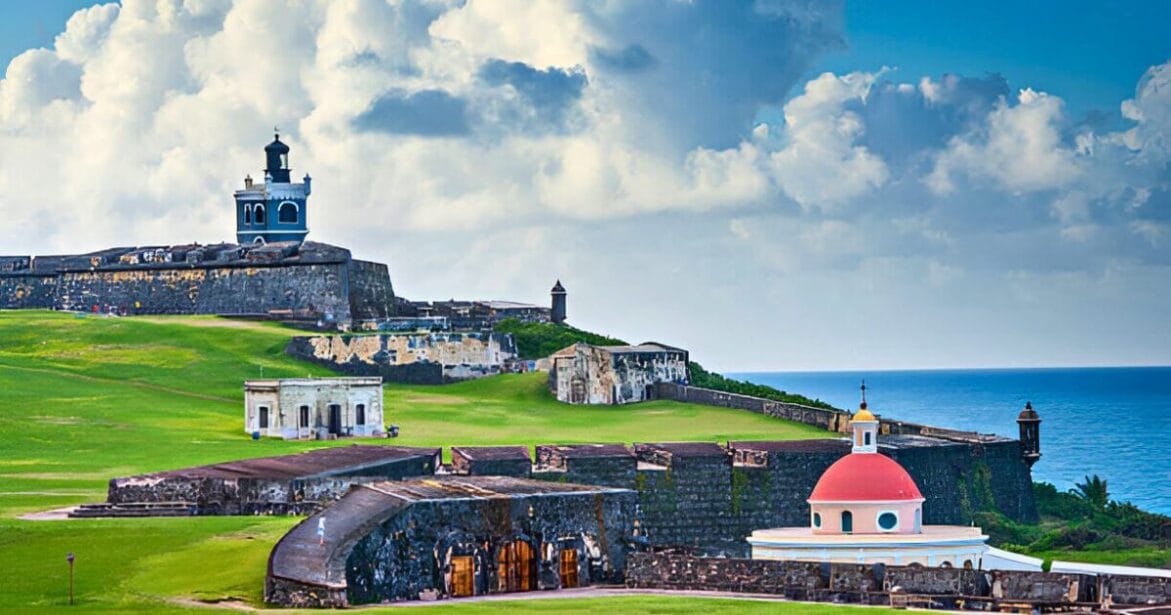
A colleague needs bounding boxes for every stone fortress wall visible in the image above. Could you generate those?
[0,242,396,324]
[96,436,1035,557]
[285,331,519,384]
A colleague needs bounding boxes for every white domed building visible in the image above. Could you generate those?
[747,395,995,569]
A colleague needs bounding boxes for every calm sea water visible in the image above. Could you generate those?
[728,367,1171,515]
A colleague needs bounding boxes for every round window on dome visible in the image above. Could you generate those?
[813,512,821,528]
[877,511,899,531]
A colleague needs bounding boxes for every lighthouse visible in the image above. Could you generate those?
[234,133,312,245]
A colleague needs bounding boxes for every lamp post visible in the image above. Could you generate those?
[66,552,75,606]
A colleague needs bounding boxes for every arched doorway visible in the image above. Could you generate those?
[496,540,536,593]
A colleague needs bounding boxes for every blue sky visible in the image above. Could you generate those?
[1,1,1169,370]
[820,1,1171,123]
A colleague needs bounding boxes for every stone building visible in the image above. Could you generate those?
[75,445,439,517]
[265,476,636,607]
[550,342,689,405]
[244,377,384,439]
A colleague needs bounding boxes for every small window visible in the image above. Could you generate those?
[356,403,366,425]
[244,204,252,224]
[280,153,289,169]
[278,202,298,223]
[258,406,269,429]
[864,432,871,446]
[812,512,821,528]
[254,204,266,225]
[878,511,898,531]
[841,510,853,533]
[299,405,310,428]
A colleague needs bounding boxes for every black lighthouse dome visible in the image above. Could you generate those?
[264,133,291,183]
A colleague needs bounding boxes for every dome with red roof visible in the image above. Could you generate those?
[809,453,924,502]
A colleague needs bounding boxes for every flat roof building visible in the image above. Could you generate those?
[244,377,384,440]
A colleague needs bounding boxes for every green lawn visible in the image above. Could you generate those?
[0,311,837,613]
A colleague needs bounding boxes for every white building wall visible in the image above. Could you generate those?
[243,378,384,440]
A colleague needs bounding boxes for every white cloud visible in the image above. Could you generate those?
[767,71,889,209]
[927,88,1081,194]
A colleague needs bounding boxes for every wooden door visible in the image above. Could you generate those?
[328,404,341,435]
[559,548,579,588]
[496,541,535,592]
[450,555,474,597]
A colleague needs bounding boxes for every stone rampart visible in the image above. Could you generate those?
[0,272,58,309]
[624,552,1158,609]
[498,438,1038,556]
[0,241,396,323]
[655,383,849,432]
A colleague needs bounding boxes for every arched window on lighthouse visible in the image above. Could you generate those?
[254,204,266,225]
[244,204,252,224]
[278,202,298,223]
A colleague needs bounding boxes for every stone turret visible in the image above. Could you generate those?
[1017,401,1041,468]
[551,279,567,324]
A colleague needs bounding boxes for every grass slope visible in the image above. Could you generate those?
[0,311,835,612]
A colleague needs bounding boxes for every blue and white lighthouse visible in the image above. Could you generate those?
[235,133,311,245]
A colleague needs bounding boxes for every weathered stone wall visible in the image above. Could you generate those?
[554,346,688,405]
[263,575,347,609]
[624,553,1143,608]
[106,455,438,514]
[890,439,1039,524]
[0,242,397,324]
[346,259,396,320]
[656,383,849,431]
[0,273,57,309]
[285,332,518,384]
[344,490,636,604]
[54,263,354,320]
[492,439,1037,557]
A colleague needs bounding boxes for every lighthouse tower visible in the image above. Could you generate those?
[235,133,311,245]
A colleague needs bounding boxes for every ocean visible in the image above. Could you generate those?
[729,366,1171,515]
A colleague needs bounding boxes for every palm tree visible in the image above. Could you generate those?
[1072,475,1109,510]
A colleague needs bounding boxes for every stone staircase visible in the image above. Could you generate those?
[68,501,197,518]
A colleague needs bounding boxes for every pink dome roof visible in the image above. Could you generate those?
[808,453,924,502]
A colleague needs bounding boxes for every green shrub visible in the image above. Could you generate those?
[688,361,838,410]
[493,318,627,359]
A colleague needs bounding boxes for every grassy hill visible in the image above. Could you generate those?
[0,311,835,612]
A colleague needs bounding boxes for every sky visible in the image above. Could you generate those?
[0,1,1169,372]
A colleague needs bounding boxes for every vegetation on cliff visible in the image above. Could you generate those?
[979,476,1171,568]
[493,318,837,410]
[492,318,627,358]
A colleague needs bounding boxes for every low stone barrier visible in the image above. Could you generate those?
[623,552,1171,610]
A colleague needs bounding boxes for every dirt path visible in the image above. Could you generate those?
[17,506,79,520]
